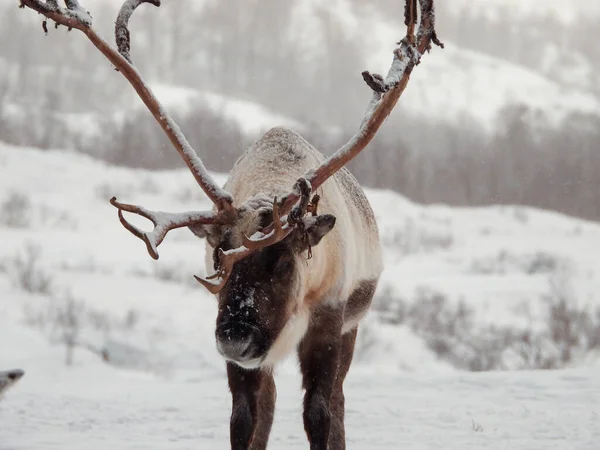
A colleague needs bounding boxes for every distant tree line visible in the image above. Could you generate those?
[307,106,600,222]
[0,1,598,221]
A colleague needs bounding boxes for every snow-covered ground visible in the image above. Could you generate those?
[1,361,599,449]
[1,142,599,447]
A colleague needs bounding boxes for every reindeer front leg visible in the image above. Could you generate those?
[298,305,344,450]
[227,363,276,450]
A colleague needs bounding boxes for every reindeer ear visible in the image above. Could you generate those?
[303,214,336,247]
[188,224,212,239]
[188,224,221,248]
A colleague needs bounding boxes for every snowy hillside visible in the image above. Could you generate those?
[1,142,600,447]
[138,32,600,137]
[134,84,303,136]
[1,143,599,447]
[1,142,599,372]
[360,8,599,134]
[367,33,600,133]
[268,0,600,132]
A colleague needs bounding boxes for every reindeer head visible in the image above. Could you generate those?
[191,194,336,368]
[20,0,443,368]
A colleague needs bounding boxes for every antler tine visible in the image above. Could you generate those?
[278,0,443,217]
[19,0,92,28]
[19,0,235,215]
[196,178,315,294]
[241,197,292,250]
[110,197,218,260]
[242,177,313,249]
[405,0,418,43]
[194,246,254,294]
[115,0,161,64]
[287,177,312,224]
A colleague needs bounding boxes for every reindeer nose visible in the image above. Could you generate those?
[215,322,256,361]
[7,369,24,381]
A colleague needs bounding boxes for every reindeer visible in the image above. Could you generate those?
[0,369,25,402]
[19,0,442,448]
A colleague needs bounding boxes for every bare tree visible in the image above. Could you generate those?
[50,290,85,366]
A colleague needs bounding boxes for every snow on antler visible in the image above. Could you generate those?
[19,0,92,26]
[20,0,233,212]
[278,0,444,217]
[109,197,218,260]
[19,0,238,285]
[19,0,443,294]
[115,0,161,63]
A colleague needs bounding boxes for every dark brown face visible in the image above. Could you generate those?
[199,212,337,369]
[214,240,298,368]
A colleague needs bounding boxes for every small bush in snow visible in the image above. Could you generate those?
[23,289,120,366]
[371,285,407,323]
[140,176,161,195]
[39,205,77,230]
[542,272,600,364]
[526,252,559,274]
[403,288,507,371]
[373,279,600,372]
[23,289,85,365]
[49,290,85,366]
[153,263,185,283]
[150,262,197,286]
[471,420,484,432]
[175,187,202,203]
[382,218,454,255]
[131,263,194,285]
[9,243,53,294]
[469,250,560,275]
[123,309,140,330]
[0,191,32,228]
[513,207,529,224]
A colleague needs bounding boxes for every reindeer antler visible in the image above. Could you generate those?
[109,197,218,260]
[19,1,235,211]
[278,0,443,217]
[195,179,313,293]
[19,0,237,262]
[19,0,443,294]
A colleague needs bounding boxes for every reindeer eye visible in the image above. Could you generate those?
[258,210,273,228]
[275,256,294,274]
